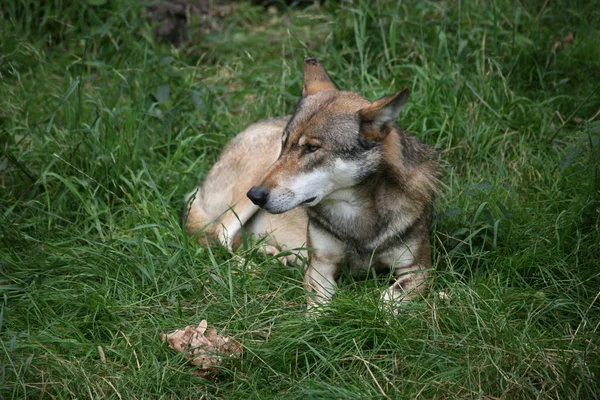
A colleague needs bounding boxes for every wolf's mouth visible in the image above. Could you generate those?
[302,196,317,204]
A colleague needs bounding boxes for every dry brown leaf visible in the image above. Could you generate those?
[160,320,242,378]
[552,31,574,52]
[563,32,574,47]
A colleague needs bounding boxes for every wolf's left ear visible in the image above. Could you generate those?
[302,57,336,96]
[359,87,410,141]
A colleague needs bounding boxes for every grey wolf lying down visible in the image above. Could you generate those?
[183,58,438,311]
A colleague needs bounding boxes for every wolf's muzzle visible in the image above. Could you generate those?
[247,186,269,207]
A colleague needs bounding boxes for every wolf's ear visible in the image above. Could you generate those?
[359,87,410,141]
[302,57,336,96]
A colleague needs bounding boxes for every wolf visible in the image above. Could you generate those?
[183,58,438,311]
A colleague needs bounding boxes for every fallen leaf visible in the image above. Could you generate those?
[563,32,573,47]
[160,320,242,378]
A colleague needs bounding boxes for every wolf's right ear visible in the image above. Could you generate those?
[302,57,336,96]
[359,87,410,141]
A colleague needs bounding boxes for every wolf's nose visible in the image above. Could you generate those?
[247,186,269,207]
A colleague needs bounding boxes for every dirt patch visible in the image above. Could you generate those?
[145,0,318,46]
[145,0,227,47]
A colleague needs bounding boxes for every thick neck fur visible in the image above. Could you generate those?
[306,126,437,252]
[379,126,438,204]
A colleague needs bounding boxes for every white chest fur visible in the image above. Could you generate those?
[319,188,362,223]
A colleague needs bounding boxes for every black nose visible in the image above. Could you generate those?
[247,186,269,207]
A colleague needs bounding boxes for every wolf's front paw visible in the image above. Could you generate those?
[379,285,407,315]
[305,294,331,317]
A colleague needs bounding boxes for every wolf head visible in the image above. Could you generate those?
[247,58,410,214]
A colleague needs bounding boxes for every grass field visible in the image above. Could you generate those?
[1,0,599,398]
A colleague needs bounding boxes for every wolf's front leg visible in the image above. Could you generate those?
[381,263,429,306]
[379,240,431,313]
[304,223,344,311]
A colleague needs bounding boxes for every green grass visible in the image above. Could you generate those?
[1,0,599,398]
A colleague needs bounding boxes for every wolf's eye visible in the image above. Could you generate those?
[304,144,320,154]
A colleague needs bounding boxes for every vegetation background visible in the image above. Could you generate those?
[1,0,599,398]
